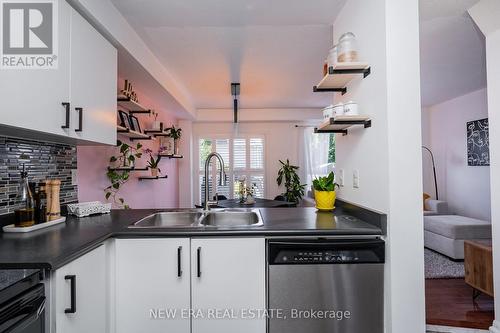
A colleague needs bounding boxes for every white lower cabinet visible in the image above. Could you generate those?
[114,237,266,333]
[114,238,191,333]
[191,238,266,333]
[52,245,107,333]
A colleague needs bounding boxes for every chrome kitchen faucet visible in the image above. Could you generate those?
[203,152,227,210]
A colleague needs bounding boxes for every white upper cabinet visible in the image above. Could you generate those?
[0,0,71,137]
[191,238,266,333]
[52,245,107,333]
[0,0,117,145]
[69,9,117,145]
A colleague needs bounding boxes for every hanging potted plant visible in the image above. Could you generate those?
[312,172,339,211]
[167,125,182,155]
[144,148,161,177]
[276,159,306,204]
[105,140,143,209]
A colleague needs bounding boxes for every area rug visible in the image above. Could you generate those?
[425,248,464,279]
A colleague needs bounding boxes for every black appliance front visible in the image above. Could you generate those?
[0,284,45,333]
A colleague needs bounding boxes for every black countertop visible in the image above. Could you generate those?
[0,205,385,270]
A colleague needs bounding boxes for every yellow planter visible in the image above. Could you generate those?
[315,190,336,211]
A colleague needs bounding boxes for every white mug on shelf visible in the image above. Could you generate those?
[332,103,344,117]
[344,101,359,116]
[322,105,334,119]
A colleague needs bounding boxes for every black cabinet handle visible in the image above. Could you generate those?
[64,275,76,314]
[61,102,70,129]
[177,246,183,277]
[75,107,83,132]
[197,247,202,278]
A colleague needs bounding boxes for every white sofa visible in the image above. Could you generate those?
[424,199,449,216]
[424,215,491,260]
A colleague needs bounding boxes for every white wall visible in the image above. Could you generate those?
[421,107,435,198]
[191,121,302,203]
[487,28,500,333]
[469,2,500,331]
[178,119,194,208]
[175,108,323,207]
[334,0,425,332]
[422,88,491,220]
[332,0,390,211]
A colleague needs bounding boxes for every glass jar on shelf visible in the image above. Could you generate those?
[327,45,338,70]
[337,32,358,63]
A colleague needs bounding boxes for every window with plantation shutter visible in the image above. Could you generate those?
[196,136,265,204]
[233,139,246,169]
[250,138,264,169]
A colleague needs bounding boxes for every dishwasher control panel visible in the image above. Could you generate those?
[268,239,385,265]
[277,250,358,264]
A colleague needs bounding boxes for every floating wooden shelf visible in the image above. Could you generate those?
[143,128,163,134]
[315,115,372,135]
[313,62,371,95]
[108,166,149,172]
[158,154,183,159]
[117,94,150,113]
[117,126,152,141]
[143,129,171,138]
[138,175,169,181]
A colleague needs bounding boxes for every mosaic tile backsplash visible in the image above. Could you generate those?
[0,136,78,215]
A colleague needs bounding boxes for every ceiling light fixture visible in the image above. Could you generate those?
[231,83,240,123]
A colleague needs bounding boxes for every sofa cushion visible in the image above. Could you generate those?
[424,215,491,239]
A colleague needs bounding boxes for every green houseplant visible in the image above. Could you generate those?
[167,125,182,155]
[276,159,306,204]
[144,148,161,177]
[105,140,143,209]
[312,172,339,211]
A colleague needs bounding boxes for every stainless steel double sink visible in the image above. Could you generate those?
[128,208,263,228]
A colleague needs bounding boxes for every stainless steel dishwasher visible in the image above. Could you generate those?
[267,238,385,333]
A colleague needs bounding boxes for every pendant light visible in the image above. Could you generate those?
[231,83,240,123]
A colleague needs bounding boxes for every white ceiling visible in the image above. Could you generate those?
[111,0,485,110]
[111,0,346,110]
[419,0,486,107]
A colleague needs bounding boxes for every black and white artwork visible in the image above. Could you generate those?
[467,118,489,166]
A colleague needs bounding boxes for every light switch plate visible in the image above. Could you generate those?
[71,169,78,186]
[338,169,345,187]
[353,170,360,188]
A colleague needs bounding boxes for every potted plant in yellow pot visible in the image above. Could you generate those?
[312,172,339,211]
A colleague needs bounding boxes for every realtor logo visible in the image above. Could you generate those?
[1,0,58,69]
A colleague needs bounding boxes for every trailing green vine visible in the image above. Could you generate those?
[104,140,143,209]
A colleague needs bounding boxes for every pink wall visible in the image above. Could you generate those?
[77,78,180,209]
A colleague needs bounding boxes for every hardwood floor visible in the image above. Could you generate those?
[426,278,494,330]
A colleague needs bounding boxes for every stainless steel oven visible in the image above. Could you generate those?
[267,238,385,333]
